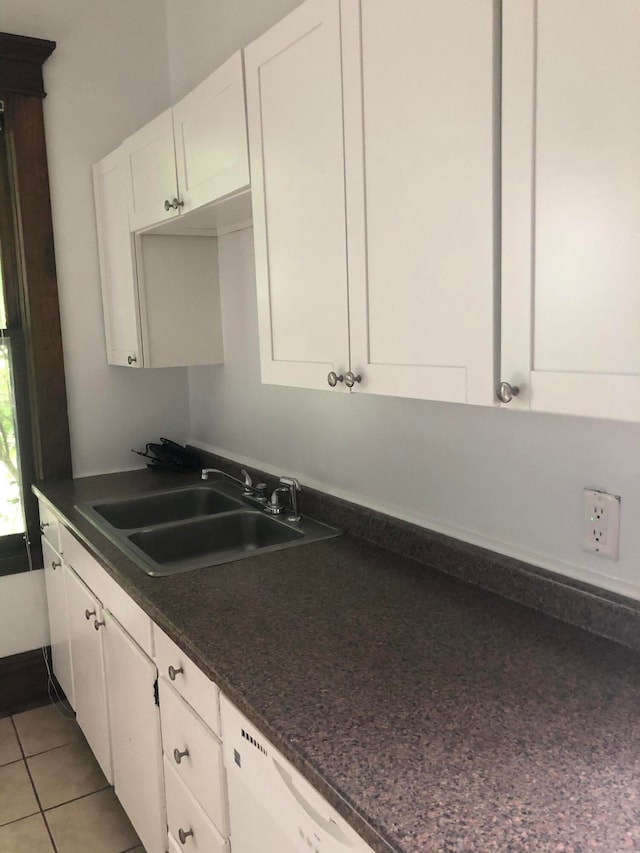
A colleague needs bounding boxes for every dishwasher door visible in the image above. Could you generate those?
[220,695,374,853]
[227,771,298,853]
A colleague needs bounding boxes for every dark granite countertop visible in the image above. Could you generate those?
[34,470,640,853]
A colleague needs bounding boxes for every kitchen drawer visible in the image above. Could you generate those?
[164,759,229,853]
[159,679,227,834]
[153,623,220,734]
[61,526,153,655]
[38,500,61,553]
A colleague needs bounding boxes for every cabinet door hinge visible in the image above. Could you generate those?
[153,677,159,707]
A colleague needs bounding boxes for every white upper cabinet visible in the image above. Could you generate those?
[93,52,248,368]
[173,52,250,216]
[124,109,179,233]
[245,0,498,401]
[123,53,249,234]
[501,0,640,421]
[93,148,143,367]
[93,147,224,369]
[342,0,497,404]
[245,0,351,392]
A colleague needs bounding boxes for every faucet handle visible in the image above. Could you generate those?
[240,468,253,495]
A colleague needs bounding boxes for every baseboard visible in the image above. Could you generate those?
[0,646,63,717]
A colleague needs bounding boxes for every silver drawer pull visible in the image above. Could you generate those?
[178,827,194,844]
[168,665,184,681]
[497,381,520,404]
[51,560,61,571]
[173,747,189,764]
[85,609,96,621]
[94,619,105,631]
[39,522,50,533]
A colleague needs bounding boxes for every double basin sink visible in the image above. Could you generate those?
[77,480,341,576]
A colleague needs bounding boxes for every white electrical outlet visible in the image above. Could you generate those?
[582,489,621,560]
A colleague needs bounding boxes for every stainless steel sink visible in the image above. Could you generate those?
[128,511,304,573]
[76,481,341,576]
[87,487,244,529]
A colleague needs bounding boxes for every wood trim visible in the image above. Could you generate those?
[5,96,72,481]
[0,32,56,98]
[0,646,60,716]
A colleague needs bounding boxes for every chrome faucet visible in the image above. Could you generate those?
[201,467,254,497]
[266,476,301,522]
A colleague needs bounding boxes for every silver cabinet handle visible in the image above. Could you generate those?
[127,354,137,365]
[85,608,96,621]
[173,747,189,764]
[178,827,194,844]
[39,521,50,533]
[497,381,520,404]
[168,665,184,681]
[344,371,362,388]
[51,560,61,571]
[94,619,105,631]
[164,198,184,211]
[327,372,344,387]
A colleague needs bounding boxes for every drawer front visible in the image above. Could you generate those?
[38,501,61,553]
[164,759,228,853]
[60,526,152,655]
[159,679,227,834]
[153,623,220,734]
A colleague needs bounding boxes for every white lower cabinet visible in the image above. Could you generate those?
[165,759,228,853]
[41,536,74,708]
[153,622,230,851]
[64,566,112,782]
[103,610,166,853]
[44,513,166,851]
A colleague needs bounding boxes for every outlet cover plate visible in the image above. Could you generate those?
[582,488,620,560]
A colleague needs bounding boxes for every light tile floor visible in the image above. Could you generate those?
[0,703,144,853]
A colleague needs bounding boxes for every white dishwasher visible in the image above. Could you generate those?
[220,695,375,853]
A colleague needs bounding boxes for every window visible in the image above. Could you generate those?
[0,32,72,574]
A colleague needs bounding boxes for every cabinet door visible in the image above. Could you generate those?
[93,147,143,367]
[42,539,74,708]
[502,0,640,421]
[124,109,180,232]
[104,611,166,853]
[245,0,350,392]
[342,0,497,405]
[173,51,250,214]
[65,567,112,782]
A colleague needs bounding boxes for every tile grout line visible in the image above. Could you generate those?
[9,715,60,853]
[43,783,112,814]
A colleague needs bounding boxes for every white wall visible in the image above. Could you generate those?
[164,0,302,100]
[0,571,49,657]
[189,228,640,600]
[3,0,189,477]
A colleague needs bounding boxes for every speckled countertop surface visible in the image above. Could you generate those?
[34,470,640,853]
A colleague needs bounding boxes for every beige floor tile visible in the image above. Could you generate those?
[0,719,21,767]
[28,740,108,810]
[0,814,54,853]
[46,788,140,853]
[0,761,39,827]
[13,703,79,757]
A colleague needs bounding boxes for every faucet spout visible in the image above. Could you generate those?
[201,467,254,496]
